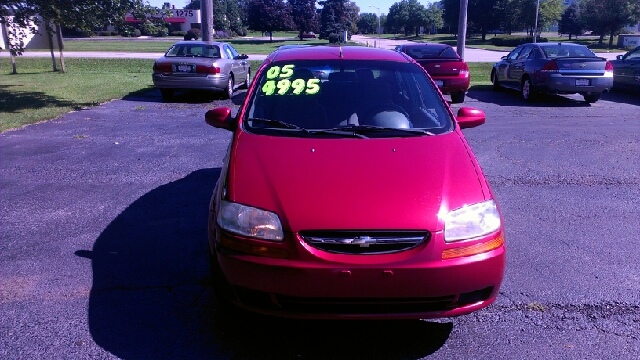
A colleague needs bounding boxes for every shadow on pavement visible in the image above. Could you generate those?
[467,85,596,107]
[78,168,452,359]
[122,88,247,105]
[602,89,640,105]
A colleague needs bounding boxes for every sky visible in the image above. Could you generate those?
[145,0,400,16]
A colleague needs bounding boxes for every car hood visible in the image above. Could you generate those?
[227,132,488,232]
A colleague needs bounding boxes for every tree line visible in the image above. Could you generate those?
[2,0,639,70]
[442,0,639,48]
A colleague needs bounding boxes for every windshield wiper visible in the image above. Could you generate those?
[319,125,434,136]
[247,118,310,132]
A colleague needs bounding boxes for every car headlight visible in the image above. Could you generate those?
[217,200,284,241]
[444,200,501,242]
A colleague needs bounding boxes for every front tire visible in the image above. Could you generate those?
[583,93,601,103]
[224,76,234,99]
[521,78,536,102]
[450,91,465,103]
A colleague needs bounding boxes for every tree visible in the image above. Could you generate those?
[246,0,293,41]
[357,12,378,34]
[1,1,38,73]
[289,0,319,39]
[537,0,564,37]
[424,3,444,35]
[318,0,355,42]
[581,0,640,47]
[467,0,501,40]
[185,0,201,9]
[558,2,582,39]
[441,0,459,34]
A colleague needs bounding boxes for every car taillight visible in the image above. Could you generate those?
[459,62,469,77]
[153,62,172,73]
[605,61,613,71]
[196,65,221,74]
[540,60,558,72]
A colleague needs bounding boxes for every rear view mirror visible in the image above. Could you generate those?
[205,107,236,131]
[456,107,486,129]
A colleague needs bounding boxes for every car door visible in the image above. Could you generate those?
[497,46,523,88]
[224,44,248,84]
[617,47,640,89]
[507,46,533,87]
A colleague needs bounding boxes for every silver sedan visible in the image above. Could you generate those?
[152,41,251,101]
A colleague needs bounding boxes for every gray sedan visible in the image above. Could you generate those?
[152,41,251,100]
[491,43,613,103]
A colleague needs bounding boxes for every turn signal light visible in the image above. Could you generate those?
[442,234,504,260]
[219,237,289,259]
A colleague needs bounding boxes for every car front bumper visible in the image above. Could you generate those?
[213,229,506,320]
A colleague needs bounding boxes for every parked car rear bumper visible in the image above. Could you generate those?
[432,75,470,94]
[152,73,229,91]
[533,73,613,94]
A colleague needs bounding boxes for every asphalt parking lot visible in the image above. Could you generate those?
[1,87,638,359]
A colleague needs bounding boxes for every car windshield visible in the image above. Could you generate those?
[244,59,454,138]
[405,46,459,59]
[543,45,596,58]
[165,44,221,58]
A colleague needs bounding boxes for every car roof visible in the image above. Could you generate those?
[531,42,587,48]
[400,43,452,48]
[171,40,227,46]
[267,45,411,62]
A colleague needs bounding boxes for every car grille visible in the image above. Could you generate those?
[299,230,430,254]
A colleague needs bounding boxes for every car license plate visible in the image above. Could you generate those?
[575,79,590,86]
[175,64,194,73]
[435,80,444,87]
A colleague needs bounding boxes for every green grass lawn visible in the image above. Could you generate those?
[0,57,263,132]
[0,56,493,132]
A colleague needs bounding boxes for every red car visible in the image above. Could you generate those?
[395,43,470,103]
[205,46,505,320]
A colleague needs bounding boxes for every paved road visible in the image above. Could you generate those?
[1,86,638,359]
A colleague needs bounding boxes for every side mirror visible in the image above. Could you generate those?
[616,55,624,60]
[501,55,507,60]
[456,107,486,129]
[205,107,236,131]
[235,54,249,60]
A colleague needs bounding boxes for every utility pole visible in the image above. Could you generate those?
[201,0,213,41]
[369,5,380,48]
[533,0,540,43]
[456,0,468,60]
